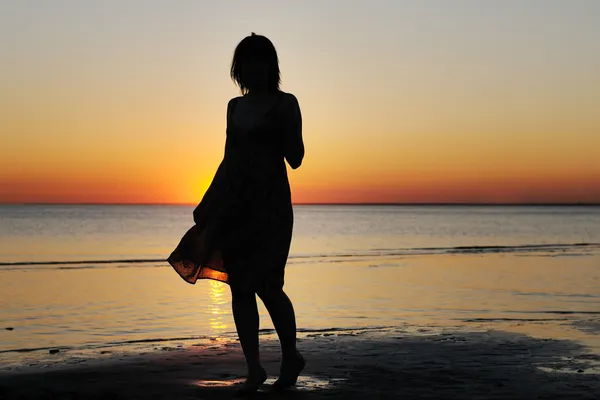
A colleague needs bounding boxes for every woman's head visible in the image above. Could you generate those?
[230,33,280,94]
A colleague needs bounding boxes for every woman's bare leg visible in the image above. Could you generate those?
[256,288,297,359]
[230,287,266,389]
[257,288,305,387]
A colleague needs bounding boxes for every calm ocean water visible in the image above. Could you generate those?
[1,205,599,366]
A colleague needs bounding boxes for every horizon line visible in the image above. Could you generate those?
[1,202,599,206]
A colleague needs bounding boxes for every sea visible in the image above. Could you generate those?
[1,204,599,369]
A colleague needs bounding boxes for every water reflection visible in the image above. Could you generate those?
[2,251,599,357]
[208,280,229,335]
[195,375,345,391]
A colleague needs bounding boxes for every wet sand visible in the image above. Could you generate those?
[1,327,598,399]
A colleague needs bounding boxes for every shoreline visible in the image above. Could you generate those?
[1,326,599,399]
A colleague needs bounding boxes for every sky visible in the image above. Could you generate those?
[1,0,599,204]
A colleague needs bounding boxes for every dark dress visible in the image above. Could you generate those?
[167,92,294,292]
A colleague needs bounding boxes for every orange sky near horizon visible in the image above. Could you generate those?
[1,1,600,205]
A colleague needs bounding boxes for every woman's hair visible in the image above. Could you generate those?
[230,33,281,94]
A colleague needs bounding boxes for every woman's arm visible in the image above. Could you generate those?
[283,94,305,169]
[223,97,239,158]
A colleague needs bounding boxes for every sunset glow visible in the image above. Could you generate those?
[2,1,599,204]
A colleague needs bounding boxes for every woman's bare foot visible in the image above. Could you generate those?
[273,350,305,390]
[235,367,267,397]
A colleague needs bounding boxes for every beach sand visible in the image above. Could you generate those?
[1,326,598,399]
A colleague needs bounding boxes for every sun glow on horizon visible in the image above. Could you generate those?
[1,1,600,204]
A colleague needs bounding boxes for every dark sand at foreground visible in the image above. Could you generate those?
[1,327,599,399]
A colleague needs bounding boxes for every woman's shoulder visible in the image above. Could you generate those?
[227,96,242,108]
[277,91,300,116]
[279,91,299,105]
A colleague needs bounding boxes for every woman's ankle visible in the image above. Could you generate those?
[247,362,265,375]
[282,348,301,361]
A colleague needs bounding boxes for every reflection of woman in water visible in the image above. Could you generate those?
[168,33,305,394]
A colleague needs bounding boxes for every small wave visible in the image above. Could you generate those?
[525,311,600,315]
[514,292,599,299]
[463,318,564,323]
[445,243,597,253]
[0,336,214,355]
[0,258,165,267]
[105,335,210,345]
[1,242,598,269]
[0,326,393,355]
[0,346,72,354]
[462,311,600,323]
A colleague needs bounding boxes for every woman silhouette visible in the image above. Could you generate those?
[168,33,305,394]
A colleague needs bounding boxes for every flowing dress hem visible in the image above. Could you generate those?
[167,256,230,286]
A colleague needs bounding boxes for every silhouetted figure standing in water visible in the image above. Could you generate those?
[168,33,305,395]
